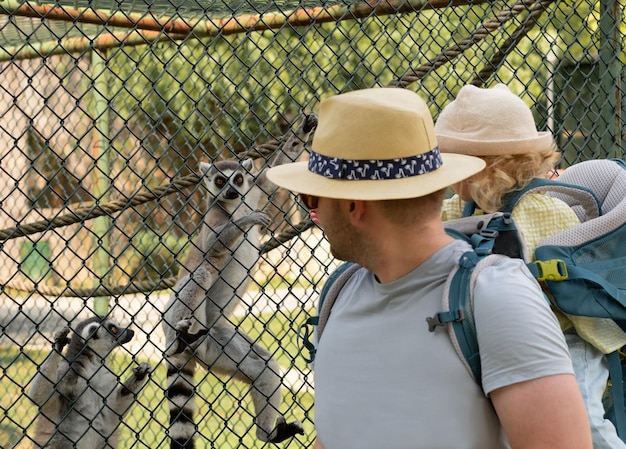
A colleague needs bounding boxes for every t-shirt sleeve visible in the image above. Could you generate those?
[472,257,574,395]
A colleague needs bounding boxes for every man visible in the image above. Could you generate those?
[267,87,591,449]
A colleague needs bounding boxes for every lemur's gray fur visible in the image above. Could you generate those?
[28,316,151,449]
[163,114,316,448]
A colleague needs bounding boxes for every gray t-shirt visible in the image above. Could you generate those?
[314,240,573,449]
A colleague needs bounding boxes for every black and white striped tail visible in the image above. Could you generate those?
[166,355,197,449]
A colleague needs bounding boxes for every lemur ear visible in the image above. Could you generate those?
[199,162,212,175]
[81,322,100,340]
[199,162,214,189]
[242,158,254,171]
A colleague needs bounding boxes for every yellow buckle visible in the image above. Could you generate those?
[534,259,568,281]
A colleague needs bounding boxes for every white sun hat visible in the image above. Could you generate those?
[435,83,554,156]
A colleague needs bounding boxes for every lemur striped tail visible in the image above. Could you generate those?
[166,353,197,449]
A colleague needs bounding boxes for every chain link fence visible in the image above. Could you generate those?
[0,0,624,447]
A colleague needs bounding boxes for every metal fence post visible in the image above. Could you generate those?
[599,0,622,160]
[91,48,112,316]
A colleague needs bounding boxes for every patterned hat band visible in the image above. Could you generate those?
[307,147,443,180]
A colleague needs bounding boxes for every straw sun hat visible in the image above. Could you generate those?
[435,83,554,156]
[266,88,485,200]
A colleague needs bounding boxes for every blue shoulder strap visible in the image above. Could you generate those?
[434,251,483,381]
[435,182,601,385]
[299,262,356,364]
[429,214,519,382]
[462,200,477,217]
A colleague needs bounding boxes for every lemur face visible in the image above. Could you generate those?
[74,317,134,358]
[200,160,254,202]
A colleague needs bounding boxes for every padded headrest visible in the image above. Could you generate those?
[550,159,626,220]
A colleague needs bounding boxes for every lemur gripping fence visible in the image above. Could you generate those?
[0,1,623,448]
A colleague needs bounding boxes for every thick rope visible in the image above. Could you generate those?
[2,276,179,298]
[391,0,542,88]
[0,139,282,242]
[0,174,202,241]
[2,217,315,297]
[1,0,554,297]
[470,0,555,86]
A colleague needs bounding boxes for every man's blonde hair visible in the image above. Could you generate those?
[468,148,561,213]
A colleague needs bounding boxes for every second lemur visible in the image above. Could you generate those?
[28,316,151,449]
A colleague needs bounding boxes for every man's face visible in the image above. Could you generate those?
[314,197,361,262]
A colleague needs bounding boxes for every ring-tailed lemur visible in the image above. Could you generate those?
[28,317,151,449]
[163,114,317,448]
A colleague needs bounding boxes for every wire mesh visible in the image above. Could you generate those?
[0,0,624,448]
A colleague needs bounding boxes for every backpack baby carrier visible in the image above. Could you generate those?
[300,158,626,441]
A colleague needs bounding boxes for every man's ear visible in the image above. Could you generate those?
[347,200,367,225]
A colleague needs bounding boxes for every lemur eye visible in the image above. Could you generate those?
[109,324,118,335]
[234,175,244,186]
[215,176,226,187]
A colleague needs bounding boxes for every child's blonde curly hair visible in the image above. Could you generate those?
[468,147,561,213]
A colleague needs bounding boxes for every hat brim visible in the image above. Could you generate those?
[266,153,486,200]
[437,132,554,156]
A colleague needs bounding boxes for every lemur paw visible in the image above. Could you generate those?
[165,319,191,356]
[53,327,71,351]
[132,362,152,381]
[167,319,209,356]
[176,318,192,332]
[267,417,304,443]
[121,363,152,396]
[249,211,271,229]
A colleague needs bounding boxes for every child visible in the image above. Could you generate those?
[436,83,626,449]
